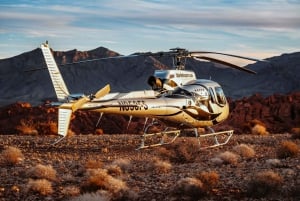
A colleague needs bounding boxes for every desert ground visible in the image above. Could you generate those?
[0,133,299,201]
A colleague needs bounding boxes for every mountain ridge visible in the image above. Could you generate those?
[0,46,299,106]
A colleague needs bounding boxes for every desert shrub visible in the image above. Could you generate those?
[85,159,103,169]
[67,129,76,138]
[172,177,205,199]
[37,121,58,135]
[69,192,110,201]
[276,140,299,159]
[48,121,58,134]
[217,151,239,165]
[247,170,283,198]
[111,158,131,173]
[61,185,81,197]
[233,144,255,158]
[29,164,57,181]
[81,168,137,200]
[194,171,219,191]
[27,179,53,195]
[149,158,172,174]
[0,146,24,165]
[266,159,282,167]
[16,119,38,135]
[210,157,224,166]
[106,164,122,176]
[82,169,127,194]
[291,127,300,139]
[158,139,199,163]
[95,128,104,135]
[251,124,268,135]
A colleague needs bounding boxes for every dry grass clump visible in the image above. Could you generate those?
[276,140,299,159]
[38,121,58,135]
[29,164,57,181]
[27,179,53,195]
[251,124,268,135]
[81,168,137,200]
[16,119,38,135]
[233,144,255,158]
[69,192,110,201]
[266,159,282,167]
[158,139,199,163]
[111,158,131,173]
[0,146,24,165]
[172,177,205,199]
[247,170,283,198]
[85,159,103,169]
[213,151,239,165]
[61,185,81,197]
[291,127,300,139]
[149,158,172,174]
[194,171,219,191]
[82,168,127,194]
[106,164,123,176]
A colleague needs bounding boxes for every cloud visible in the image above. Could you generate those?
[0,0,299,58]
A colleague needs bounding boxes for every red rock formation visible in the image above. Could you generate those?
[224,92,300,134]
[0,92,299,135]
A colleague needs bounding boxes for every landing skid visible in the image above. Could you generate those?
[195,129,234,149]
[137,123,234,150]
[136,122,181,150]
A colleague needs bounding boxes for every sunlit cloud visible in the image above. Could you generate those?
[0,0,299,59]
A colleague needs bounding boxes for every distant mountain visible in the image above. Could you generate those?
[0,46,299,106]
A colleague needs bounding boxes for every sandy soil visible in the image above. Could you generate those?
[0,133,299,201]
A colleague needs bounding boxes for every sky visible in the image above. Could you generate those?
[0,0,300,61]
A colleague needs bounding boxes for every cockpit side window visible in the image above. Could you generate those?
[209,88,216,103]
[166,87,192,98]
[215,87,226,105]
[172,87,192,97]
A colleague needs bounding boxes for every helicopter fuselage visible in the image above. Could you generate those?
[63,79,229,128]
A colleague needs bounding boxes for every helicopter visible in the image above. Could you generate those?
[40,41,265,149]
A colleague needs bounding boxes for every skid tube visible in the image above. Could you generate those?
[195,129,234,149]
[137,124,234,150]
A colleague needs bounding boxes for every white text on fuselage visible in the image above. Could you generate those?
[175,73,193,78]
[118,100,148,111]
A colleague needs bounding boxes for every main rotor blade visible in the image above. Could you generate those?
[59,55,139,66]
[190,51,267,62]
[193,56,256,74]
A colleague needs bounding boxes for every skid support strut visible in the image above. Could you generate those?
[137,121,234,150]
[136,122,181,150]
[196,128,234,149]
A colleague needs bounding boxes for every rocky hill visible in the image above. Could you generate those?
[0,46,299,106]
[1,91,299,135]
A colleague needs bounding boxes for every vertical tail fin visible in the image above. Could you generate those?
[41,42,70,102]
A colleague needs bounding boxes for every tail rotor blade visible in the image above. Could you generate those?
[71,97,89,112]
[94,84,110,99]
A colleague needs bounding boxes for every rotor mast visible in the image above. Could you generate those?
[170,48,188,70]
